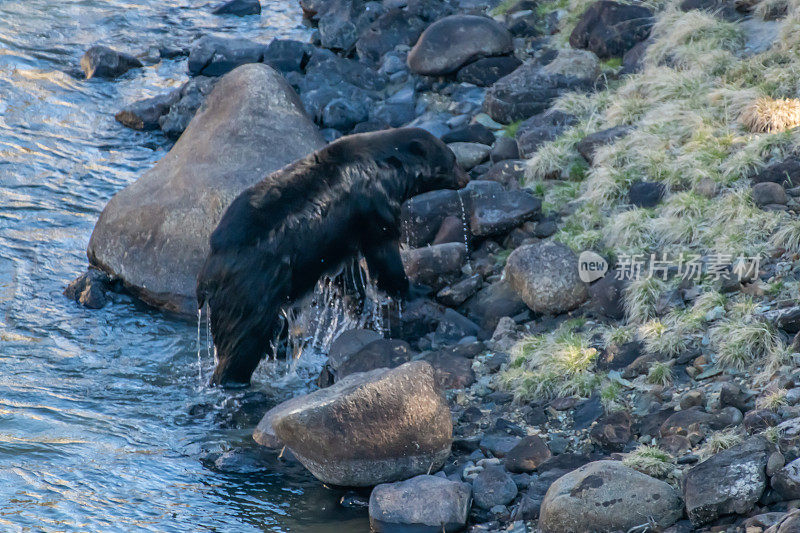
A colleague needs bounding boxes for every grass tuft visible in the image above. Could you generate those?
[623,445,674,477]
[497,323,602,401]
[740,97,800,133]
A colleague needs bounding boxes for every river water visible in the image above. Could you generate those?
[0,1,369,531]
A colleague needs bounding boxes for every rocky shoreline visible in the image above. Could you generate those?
[66,0,800,531]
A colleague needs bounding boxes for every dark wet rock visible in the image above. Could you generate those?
[402,242,467,290]
[490,136,520,162]
[572,395,604,430]
[590,410,632,451]
[456,56,522,87]
[720,382,754,412]
[115,90,180,131]
[449,142,491,170]
[320,98,369,131]
[744,408,781,434]
[81,45,142,79]
[659,406,712,437]
[214,446,273,473]
[588,272,626,320]
[768,511,800,533]
[407,15,513,76]
[466,279,528,331]
[433,215,467,246]
[483,60,595,124]
[270,361,451,486]
[88,64,323,314]
[516,109,578,158]
[482,159,525,189]
[513,494,541,521]
[187,36,268,77]
[64,268,111,309]
[661,434,692,455]
[575,126,631,164]
[356,10,426,64]
[569,0,654,59]
[158,76,217,139]
[406,0,455,22]
[771,458,800,500]
[710,406,743,430]
[480,434,522,458]
[539,460,683,532]
[505,241,588,315]
[751,157,800,188]
[621,39,649,74]
[423,348,475,389]
[470,189,542,237]
[303,51,388,92]
[437,274,482,307]
[400,189,463,247]
[442,124,496,146]
[473,466,518,509]
[504,436,552,473]
[212,0,261,15]
[534,219,558,238]
[433,308,482,345]
[628,180,665,208]
[683,436,773,526]
[745,513,788,531]
[369,475,472,531]
[767,451,787,477]
[432,215,466,246]
[761,306,800,333]
[679,390,706,410]
[370,102,415,128]
[753,181,789,206]
[262,39,313,72]
[318,0,384,52]
[389,297,446,342]
[328,329,383,368]
[333,339,417,382]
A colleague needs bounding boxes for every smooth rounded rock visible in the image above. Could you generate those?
[504,241,588,315]
[407,15,513,76]
[539,460,682,532]
[369,475,472,532]
[81,45,142,79]
[88,64,324,314]
[270,361,452,486]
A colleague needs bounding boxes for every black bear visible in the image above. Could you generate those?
[197,128,468,386]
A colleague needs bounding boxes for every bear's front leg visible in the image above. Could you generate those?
[362,239,412,298]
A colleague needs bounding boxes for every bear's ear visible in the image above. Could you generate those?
[408,139,429,159]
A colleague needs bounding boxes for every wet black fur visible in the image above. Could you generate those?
[196,128,466,386]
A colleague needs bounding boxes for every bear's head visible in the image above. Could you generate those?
[393,128,470,196]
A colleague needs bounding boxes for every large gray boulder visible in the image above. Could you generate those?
[504,241,588,315]
[539,460,683,532]
[87,64,324,314]
[407,15,513,76]
[369,475,472,532]
[483,59,596,124]
[683,436,773,526]
[269,361,452,486]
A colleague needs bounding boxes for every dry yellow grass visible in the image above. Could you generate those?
[740,97,800,133]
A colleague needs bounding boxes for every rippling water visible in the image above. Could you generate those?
[0,1,369,530]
